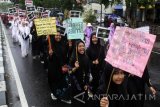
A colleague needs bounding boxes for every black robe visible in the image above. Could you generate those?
[48,35,69,99]
[69,40,90,94]
[94,63,127,107]
[30,23,39,56]
[86,35,105,94]
[69,40,90,106]
[126,67,152,107]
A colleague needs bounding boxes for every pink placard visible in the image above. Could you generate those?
[105,27,156,77]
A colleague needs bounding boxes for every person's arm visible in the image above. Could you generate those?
[143,67,152,87]
[100,97,109,107]
[143,67,157,95]
[69,53,78,73]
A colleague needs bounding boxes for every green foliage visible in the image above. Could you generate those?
[138,0,148,4]
[101,0,110,8]
[17,0,83,12]
[96,0,110,8]
[61,0,73,11]
[18,0,25,9]
[64,9,70,19]
[0,2,14,12]
[83,10,96,23]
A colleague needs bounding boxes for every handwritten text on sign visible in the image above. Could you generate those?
[67,18,84,40]
[34,17,57,36]
[105,27,156,77]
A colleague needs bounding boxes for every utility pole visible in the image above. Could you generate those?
[100,1,102,26]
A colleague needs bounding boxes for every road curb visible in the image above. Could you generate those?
[1,17,28,107]
[0,18,8,107]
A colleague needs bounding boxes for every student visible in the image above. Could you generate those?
[30,22,39,59]
[19,21,30,57]
[126,67,157,107]
[47,32,71,104]
[11,17,19,42]
[86,32,105,94]
[24,21,31,56]
[108,23,116,45]
[96,63,127,107]
[84,23,93,48]
[17,20,22,46]
[69,40,90,106]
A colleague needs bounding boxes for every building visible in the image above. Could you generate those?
[83,0,125,17]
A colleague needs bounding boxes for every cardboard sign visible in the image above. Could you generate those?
[25,0,33,6]
[27,12,35,21]
[66,18,84,40]
[15,4,19,9]
[34,17,57,36]
[37,7,44,12]
[8,8,17,14]
[96,26,110,39]
[105,27,156,77]
[18,10,26,16]
[41,12,49,18]
[26,6,35,12]
[135,26,149,33]
[56,25,66,36]
[70,10,81,18]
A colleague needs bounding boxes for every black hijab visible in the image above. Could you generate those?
[70,40,88,67]
[70,40,90,85]
[89,32,101,47]
[87,32,105,65]
[51,33,68,66]
[96,62,127,107]
[87,32,102,60]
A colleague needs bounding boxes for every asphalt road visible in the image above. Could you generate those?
[4,28,160,107]
[5,29,72,107]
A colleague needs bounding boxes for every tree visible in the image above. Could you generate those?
[0,2,14,12]
[17,0,83,11]
[61,0,73,11]
[83,9,96,23]
[18,0,25,9]
[125,0,155,27]
[101,0,110,7]
[125,0,138,27]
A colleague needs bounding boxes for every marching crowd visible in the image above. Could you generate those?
[1,13,157,107]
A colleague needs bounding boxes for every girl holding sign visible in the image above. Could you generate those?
[47,32,71,104]
[69,40,90,106]
[94,63,127,107]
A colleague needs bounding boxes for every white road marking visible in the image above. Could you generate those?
[0,57,3,62]
[0,67,4,74]
[1,19,29,107]
[0,105,8,107]
[0,81,6,92]
[0,50,2,54]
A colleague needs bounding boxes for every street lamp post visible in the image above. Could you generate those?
[100,1,102,26]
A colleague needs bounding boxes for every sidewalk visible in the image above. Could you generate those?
[0,18,8,107]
